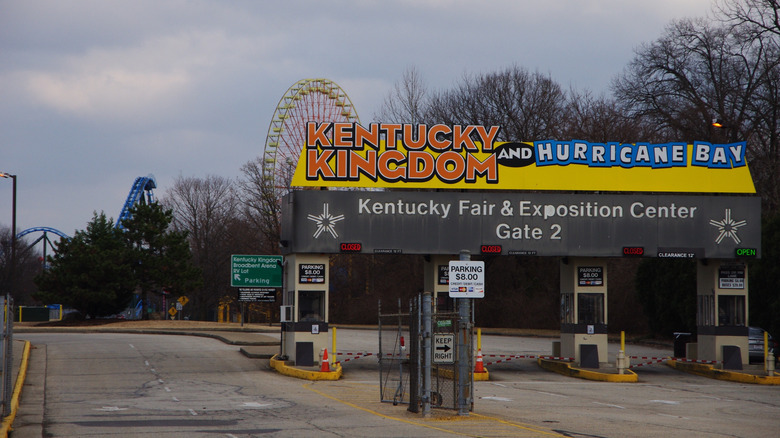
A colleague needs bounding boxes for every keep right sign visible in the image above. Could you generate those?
[433,334,454,364]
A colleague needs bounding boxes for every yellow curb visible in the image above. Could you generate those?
[433,366,490,381]
[473,371,490,381]
[1,340,31,436]
[269,354,343,380]
[537,357,638,382]
[667,359,780,385]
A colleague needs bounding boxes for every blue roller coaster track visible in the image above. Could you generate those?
[16,226,69,240]
[9,175,157,259]
[115,174,157,229]
[15,227,69,265]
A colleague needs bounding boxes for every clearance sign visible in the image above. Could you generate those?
[290,122,756,193]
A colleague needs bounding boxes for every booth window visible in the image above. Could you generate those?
[437,295,455,312]
[718,295,745,326]
[298,290,325,322]
[697,295,715,326]
[577,293,604,325]
[560,293,575,324]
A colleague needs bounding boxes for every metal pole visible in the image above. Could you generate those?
[3,296,11,416]
[10,176,16,291]
[457,250,472,416]
[0,296,5,416]
[0,173,17,296]
[332,326,337,368]
[280,258,287,359]
[422,291,432,417]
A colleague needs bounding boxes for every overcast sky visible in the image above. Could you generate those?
[1,0,716,244]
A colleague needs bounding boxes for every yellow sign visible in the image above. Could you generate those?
[177,296,189,306]
[168,307,177,316]
[291,122,756,194]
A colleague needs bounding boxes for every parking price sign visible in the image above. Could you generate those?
[448,260,485,298]
[231,255,283,288]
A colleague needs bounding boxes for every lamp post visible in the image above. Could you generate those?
[0,172,16,295]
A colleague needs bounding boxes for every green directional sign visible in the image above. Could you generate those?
[230,255,283,288]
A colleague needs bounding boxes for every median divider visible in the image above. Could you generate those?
[269,354,343,381]
[666,359,780,385]
[537,357,638,382]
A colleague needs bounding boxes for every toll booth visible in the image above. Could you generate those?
[695,260,749,367]
[280,254,330,366]
[424,255,456,312]
[559,257,609,366]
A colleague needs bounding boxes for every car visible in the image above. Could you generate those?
[748,326,779,363]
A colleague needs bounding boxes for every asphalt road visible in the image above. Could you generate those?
[12,330,780,437]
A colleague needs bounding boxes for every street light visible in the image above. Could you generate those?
[0,172,16,295]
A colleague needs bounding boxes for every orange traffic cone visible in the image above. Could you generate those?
[320,348,331,373]
[474,349,486,373]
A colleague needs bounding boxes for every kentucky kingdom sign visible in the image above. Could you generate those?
[290,122,756,193]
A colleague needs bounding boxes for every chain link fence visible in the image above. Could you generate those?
[1,295,14,416]
[379,295,468,414]
[378,299,411,406]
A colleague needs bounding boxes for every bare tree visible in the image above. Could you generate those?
[237,157,281,255]
[717,0,780,38]
[562,89,660,143]
[716,0,780,214]
[425,65,567,141]
[375,66,429,123]
[613,16,780,212]
[613,19,756,141]
[0,227,41,305]
[162,175,238,320]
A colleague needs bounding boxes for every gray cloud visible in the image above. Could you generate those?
[0,0,713,239]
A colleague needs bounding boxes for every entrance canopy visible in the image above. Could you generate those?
[281,191,760,259]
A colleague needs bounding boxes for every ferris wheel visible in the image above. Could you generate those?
[262,78,360,193]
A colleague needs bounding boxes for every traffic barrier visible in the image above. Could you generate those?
[539,355,576,361]
[335,352,374,363]
[671,357,719,364]
[335,351,577,367]
[628,356,668,368]
[626,356,719,368]
[482,354,574,366]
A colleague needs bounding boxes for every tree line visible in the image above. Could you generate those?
[1,0,778,336]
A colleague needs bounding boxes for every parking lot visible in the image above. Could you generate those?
[11,324,780,437]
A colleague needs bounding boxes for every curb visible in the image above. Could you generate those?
[269,354,343,380]
[239,347,276,359]
[1,341,31,437]
[16,327,277,346]
[473,371,490,381]
[537,357,638,382]
[433,366,490,381]
[667,360,780,385]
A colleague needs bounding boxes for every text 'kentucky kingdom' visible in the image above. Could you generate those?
[290,122,755,194]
